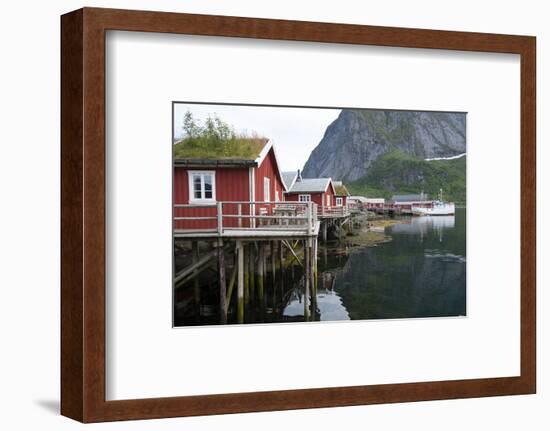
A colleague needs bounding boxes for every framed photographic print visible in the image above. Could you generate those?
[61,7,536,422]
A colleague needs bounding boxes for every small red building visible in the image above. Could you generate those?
[350,197,385,210]
[173,139,286,230]
[332,181,350,208]
[283,171,336,210]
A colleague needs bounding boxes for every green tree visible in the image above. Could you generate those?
[182,110,200,139]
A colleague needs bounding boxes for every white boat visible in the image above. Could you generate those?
[412,201,455,216]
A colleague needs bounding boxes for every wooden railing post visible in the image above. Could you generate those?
[306,202,312,233]
[236,240,244,324]
[217,202,223,235]
[237,203,242,228]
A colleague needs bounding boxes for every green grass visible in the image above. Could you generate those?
[333,184,350,196]
[173,136,267,160]
[348,150,466,203]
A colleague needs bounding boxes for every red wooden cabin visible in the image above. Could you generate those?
[332,181,350,208]
[283,171,336,210]
[174,139,286,231]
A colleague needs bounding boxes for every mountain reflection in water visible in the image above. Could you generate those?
[283,208,466,321]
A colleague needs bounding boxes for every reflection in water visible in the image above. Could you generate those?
[174,208,466,325]
[284,271,350,321]
[284,208,466,321]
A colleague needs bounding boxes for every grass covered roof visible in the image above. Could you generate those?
[173,137,268,160]
[333,184,350,196]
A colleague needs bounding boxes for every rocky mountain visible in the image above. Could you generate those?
[302,109,466,182]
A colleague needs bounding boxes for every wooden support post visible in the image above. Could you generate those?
[236,240,244,324]
[271,242,276,310]
[225,253,238,312]
[244,243,249,310]
[249,243,255,305]
[217,239,227,324]
[323,222,327,242]
[192,241,200,316]
[257,242,265,318]
[279,240,285,274]
[303,239,310,321]
[313,237,318,295]
[310,237,317,319]
[270,241,276,285]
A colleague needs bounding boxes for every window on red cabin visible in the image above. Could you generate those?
[326,195,331,207]
[264,177,270,202]
[336,197,343,206]
[299,194,311,202]
[188,171,216,203]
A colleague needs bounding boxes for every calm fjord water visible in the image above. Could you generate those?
[301,207,467,321]
[174,208,466,326]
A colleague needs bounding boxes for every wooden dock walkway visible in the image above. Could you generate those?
[173,201,321,324]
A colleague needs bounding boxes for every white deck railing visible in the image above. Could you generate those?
[174,201,318,235]
[318,205,349,217]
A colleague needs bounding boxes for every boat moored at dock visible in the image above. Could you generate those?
[412,201,455,216]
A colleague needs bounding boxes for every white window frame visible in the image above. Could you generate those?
[326,194,331,207]
[188,170,216,204]
[298,194,311,202]
[274,188,280,202]
[264,177,270,202]
[336,197,343,207]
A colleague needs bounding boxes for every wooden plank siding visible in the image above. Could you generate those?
[335,195,347,207]
[285,184,336,210]
[173,147,286,231]
[173,167,251,230]
[254,150,286,216]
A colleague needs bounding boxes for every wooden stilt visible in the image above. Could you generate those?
[217,239,227,324]
[303,239,310,321]
[249,243,255,306]
[257,242,265,318]
[192,241,200,316]
[310,237,317,319]
[279,240,284,273]
[323,222,327,242]
[263,243,268,314]
[243,243,249,311]
[225,254,238,312]
[271,241,276,284]
[279,240,285,304]
[313,237,318,294]
[236,240,244,324]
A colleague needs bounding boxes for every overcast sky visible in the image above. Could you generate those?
[173,103,341,172]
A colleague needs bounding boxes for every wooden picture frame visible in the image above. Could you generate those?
[61,7,536,422]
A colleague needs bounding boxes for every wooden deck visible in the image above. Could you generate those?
[174,222,320,239]
[317,206,350,219]
[173,201,319,239]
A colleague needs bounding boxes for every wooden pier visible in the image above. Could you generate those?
[317,205,352,242]
[174,201,320,324]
